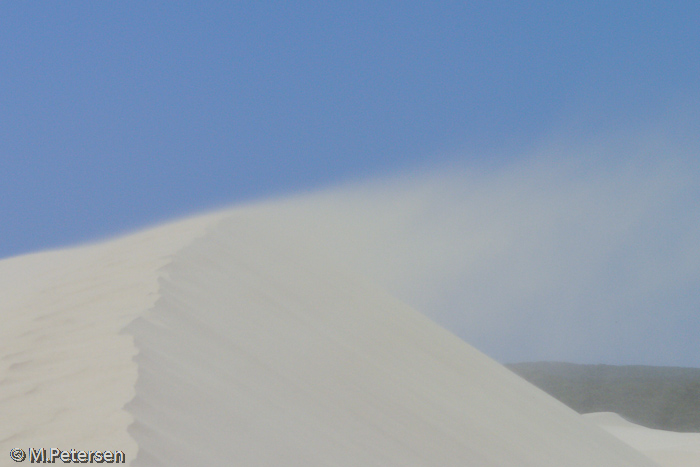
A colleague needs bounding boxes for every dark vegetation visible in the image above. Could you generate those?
[506,362,700,432]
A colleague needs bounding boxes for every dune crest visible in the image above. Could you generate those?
[0,211,226,459]
[1,205,659,466]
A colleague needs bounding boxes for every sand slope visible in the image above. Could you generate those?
[1,205,660,466]
[0,212,225,457]
[587,412,700,467]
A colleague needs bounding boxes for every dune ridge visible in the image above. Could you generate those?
[1,205,660,466]
[123,208,658,466]
[0,211,227,459]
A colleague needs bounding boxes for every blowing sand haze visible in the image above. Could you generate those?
[0,202,662,466]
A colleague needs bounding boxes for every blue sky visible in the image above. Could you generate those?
[2,3,700,366]
[3,1,698,257]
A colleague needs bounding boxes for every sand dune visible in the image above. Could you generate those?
[1,203,662,465]
[587,412,700,467]
[0,211,227,458]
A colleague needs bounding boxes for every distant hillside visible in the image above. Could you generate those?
[506,362,700,433]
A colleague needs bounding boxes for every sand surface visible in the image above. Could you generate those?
[0,211,227,459]
[0,203,663,466]
[586,412,700,467]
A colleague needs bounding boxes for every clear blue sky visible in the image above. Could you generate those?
[2,1,699,258]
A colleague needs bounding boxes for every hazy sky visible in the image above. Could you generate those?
[3,2,698,256]
[2,3,699,365]
[264,136,700,366]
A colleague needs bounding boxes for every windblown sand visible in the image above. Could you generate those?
[0,201,678,466]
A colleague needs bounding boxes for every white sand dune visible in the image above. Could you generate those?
[1,202,662,466]
[586,412,700,467]
[0,211,227,458]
